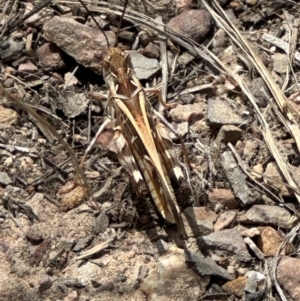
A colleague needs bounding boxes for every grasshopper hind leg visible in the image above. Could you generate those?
[58,119,112,196]
[155,118,191,191]
[106,130,177,226]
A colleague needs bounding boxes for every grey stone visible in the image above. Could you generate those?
[0,172,12,185]
[59,92,89,118]
[38,275,52,292]
[239,205,294,229]
[130,52,160,80]
[0,37,24,62]
[221,151,255,205]
[72,235,93,252]
[248,77,270,107]
[207,98,243,127]
[185,250,233,280]
[197,228,252,262]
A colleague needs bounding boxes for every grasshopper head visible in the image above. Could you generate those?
[103,47,131,79]
[103,47,135,97]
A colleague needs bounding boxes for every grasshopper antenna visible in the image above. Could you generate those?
[78,0,110,48]
[116,0,129,45]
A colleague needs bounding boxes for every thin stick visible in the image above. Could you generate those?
[116,0,129,45]
[156,15,168,111]
[80,118,112,166]
[78,0,110,47]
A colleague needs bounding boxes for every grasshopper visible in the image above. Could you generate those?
[103,47,187,234]
[76,0,189,236]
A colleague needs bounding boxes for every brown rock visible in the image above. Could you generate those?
[182,207,217,237]
[222,276,247,297]
[190,120,210,138]
[214,210,237,231]
[243,139,259,159]
[48,72,64,86]
[272,53,288,74]
[240,227,261,238]
[142,42,160,59]
[51,152,68,166]
[277,256,300,300]
[167,10,212,42]
[43,16,116,74]
[59,185,85,211]
[25,224,44,243]
[252,164,264,181]
[256,227,286,256]
[245,0,258,5]
[169,122,189,139]
[18,61,39,78]
[140,247,210,300]
[36,43,66,70]
[216,125,242,144]
[18,61,42,83]
[39,274,52,292]
[170,103,204,124]
[208,189,239,209]
[0,105,20,125]
[64,290,78,301]
[176,0,192,9]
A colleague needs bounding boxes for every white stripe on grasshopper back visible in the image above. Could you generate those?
[133,148,174,222]
[114,131,144,185]
[174,165,184,180]
[133,169,143,183]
